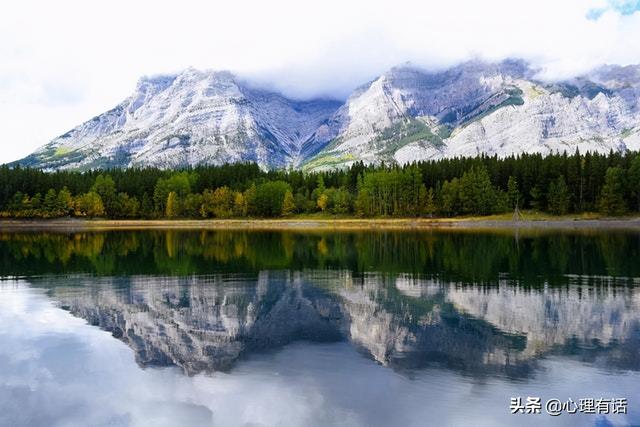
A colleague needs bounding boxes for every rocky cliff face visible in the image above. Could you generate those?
[305,60,640,170]
[15,60,640,171]
[17,69,340,171]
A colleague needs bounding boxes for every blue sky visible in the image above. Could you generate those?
[1,0,640,164]
[588,0,640,18]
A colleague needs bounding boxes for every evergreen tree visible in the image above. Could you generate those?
[2,149,640,220]
[547,176,571,215]
[629,155,640,211]
[91,174,117,216]
[440,178,461,216]
[252,181,291,217]
[140,193,153,218]
[112,193,140,218]
[598,167,627,215]
[244,184,258,216]
[183,193,203,218]
[507,176,521,210]
[529,186,544,211]
[332,187,351,214]
[43,189,59,216]
[457,166,501,215]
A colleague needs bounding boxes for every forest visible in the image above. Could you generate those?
[1,150,640,219]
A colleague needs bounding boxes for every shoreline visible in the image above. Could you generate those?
[2,217,640,232]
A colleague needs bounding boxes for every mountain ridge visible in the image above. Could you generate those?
[13,59,640,171]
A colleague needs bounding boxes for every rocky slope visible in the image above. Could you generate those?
[304,60,640,170]
[17,69,340,170]
[14,60,640,171]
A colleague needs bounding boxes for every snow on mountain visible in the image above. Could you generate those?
[304,60,640,170]
[17,68,341,170]
[13,60,640,171]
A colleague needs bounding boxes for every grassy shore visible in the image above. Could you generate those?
[1,212,640,232]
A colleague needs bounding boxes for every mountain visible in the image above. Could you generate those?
[14,60,640,171]
[17,69,341,170]
[303,59,640,170]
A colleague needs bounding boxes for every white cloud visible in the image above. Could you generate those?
[1,0,640,163]
[3,281,640,427]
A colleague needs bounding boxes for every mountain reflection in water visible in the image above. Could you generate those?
[40,270,639,378]
[2,229,640,426]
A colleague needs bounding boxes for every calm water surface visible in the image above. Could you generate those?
[0,230,639,426]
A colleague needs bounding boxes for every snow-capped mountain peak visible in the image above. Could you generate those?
[18,68,341,170]
[14,60,640,171]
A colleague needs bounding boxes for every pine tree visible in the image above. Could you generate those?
[43,189,59,216]
[529,186,544,211]
[598,167,627,215]
[507,176,521,210]
[547,176,571,215]
[91,174,116,216]
[629,156,640,211]
[507,176,521,220]
[141,193,153,218]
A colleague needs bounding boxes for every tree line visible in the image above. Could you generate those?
[2,231,638,285]
[1,150,640,219]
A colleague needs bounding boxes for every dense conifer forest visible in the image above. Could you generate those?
[1,150,640,219]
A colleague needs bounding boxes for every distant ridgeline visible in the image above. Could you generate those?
[13,61,640,171]
[1,151,640,219]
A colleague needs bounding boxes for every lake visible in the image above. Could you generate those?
[0,229,639,426]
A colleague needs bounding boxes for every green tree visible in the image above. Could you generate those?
[91,174,116,216]
[628,155,640,211]
[424,188,436,217]
[252,181,291,217]
[31,193,42,212]
[354,184,372,217]
[57,187,73,216]
[244,184,258,216]
[457,166,501,215]
[154,172,195,214]
[183,193,203,218]
[113,192,140,218]
[74,192,105,217]
[507,176,521,210]
[332,187,351,214]
[43,189,59,216]
[440,178,461,216]
[282,190,296,216]
[201,187,235,218]
[140,193,154,218]
[529,186,545,211]
[166,191,179,218]
[547,176,571,215]
[598,167,627,215]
